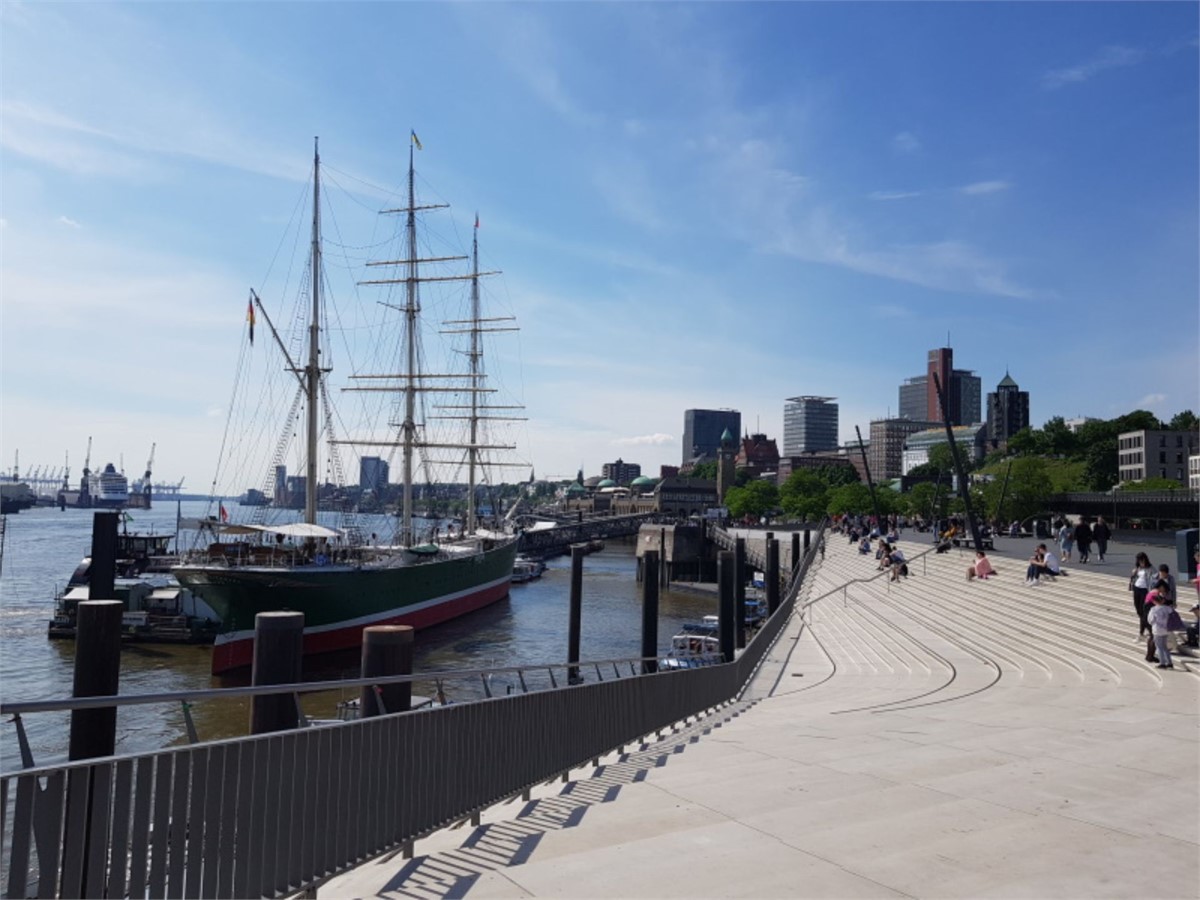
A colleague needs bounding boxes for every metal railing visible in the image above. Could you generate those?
[1,527,825,899]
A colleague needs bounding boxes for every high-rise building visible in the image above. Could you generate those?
[359,456,389,493]
[782,397,839,455]
[274,465,287,503]
[986,372,1030,446]
[896,347,981,426]
[682,409,741,464]
[601,458,641,484]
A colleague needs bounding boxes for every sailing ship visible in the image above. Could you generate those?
[174,136,525,674]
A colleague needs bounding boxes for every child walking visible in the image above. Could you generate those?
[1146,591,1175,670]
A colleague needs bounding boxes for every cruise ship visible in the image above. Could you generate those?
[87,463,130,508]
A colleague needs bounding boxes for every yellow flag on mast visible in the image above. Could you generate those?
[411,130,423,151]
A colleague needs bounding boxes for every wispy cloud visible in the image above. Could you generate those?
[56,215,81,228]
[891,131,921,154]
[1138,393,1167,407]
[868,190,922,201]
[870,304,911,318]
[1041,45,1144,90]
[613,433,674,447]
[959,180,1011,196]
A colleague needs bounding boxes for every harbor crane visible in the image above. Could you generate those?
[143,443,155,485]
[82,436,92,481]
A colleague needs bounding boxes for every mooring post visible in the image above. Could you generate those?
[766,538,780,615]
[718,550,735,663]
[568,544,584,684]
[360,625,413,716]
[659,527,667,587]
[791,532,801,580]
[68,599,123,760]
[250,611,304,734]
[641,550,660,674]
[804,529,811,553]
[734,537,747,649]
[89,510,120,601]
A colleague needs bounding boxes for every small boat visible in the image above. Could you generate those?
[511,556,546,583]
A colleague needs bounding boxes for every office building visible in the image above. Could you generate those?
[1117,430,1198,485]
[601,458,641,485]
[782,397,839,455]
[682,409,741,464]
[986,372,1030,446]
[869,418,938,481]
[359,456,389,494]
[896,347,982,426]
[274,465,287,503]
[902,425,989,474]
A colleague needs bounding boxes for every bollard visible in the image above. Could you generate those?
[250,611,304,734]
[766,538,780,616]
[360,625,413,717]
[791,533,801,580]
[568,545,584,684]
[734,537,747,650]
[68,600,124,761]
[718,551,735,663]
[641,551,660,674]
[89,511,120,601]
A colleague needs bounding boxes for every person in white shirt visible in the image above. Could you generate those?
[1025,543,1062,584]
[1146,592,1175,669]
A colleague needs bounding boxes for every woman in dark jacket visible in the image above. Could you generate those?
[1073,519,1093,563]
[1092,516,1111,562]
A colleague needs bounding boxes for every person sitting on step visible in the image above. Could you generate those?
[967,550,996,581]
[1025,543,1063,585]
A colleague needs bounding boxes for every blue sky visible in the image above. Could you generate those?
[2,1,1197,491]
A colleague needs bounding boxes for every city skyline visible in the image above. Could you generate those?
[2,3,1196,488]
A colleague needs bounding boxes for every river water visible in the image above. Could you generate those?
[0,502,713,769]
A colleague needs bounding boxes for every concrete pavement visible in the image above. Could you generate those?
[322,534,1200,899]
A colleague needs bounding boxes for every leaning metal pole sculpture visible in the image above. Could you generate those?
[854,425,883,528]
[931,371,985,551]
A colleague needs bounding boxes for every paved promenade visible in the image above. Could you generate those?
[324,535,1200,899]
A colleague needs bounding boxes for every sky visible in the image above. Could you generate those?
[2,1,1197,493]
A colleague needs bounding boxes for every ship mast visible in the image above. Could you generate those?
[400,139,419,546]
[466,215,481,534]
[305,138,322,526]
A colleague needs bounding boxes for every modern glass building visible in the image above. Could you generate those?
[782,396,839,455]
[682,409,741,464]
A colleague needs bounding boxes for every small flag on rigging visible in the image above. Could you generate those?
[411,130,423,151]
[246,296,256,345]
[219,502,229,523]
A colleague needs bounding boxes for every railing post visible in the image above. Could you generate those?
[250,611,304,734]
[641,550,660,674]
[766,538,780,616]
[68,599,123,760]
[734,537,747,649]
[718,551,735,663]
[360,625,413,717]
[568,544,584,684]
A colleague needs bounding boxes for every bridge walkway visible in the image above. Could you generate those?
[324,531,1199,898]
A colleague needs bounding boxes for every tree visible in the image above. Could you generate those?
[927,441,975,474]
[687,461,717,480]
[826,482,875,517]
[982,457,1052,523]
[779,471,829,522]
[905,481,940,520]
[1006,427,1038,457]
[814,464,859,486]
[724,479,779,519]
[1169,410,1199,432]
[1036,416,1079,458]
[1116,477,1185,492]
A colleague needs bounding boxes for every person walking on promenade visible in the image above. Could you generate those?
[1073,518,1093,564]
[1131,552,1156,637]
[1092,516,1111,562]
[1057,520,1074,562]
[1144,566,1180,662]
[1146,591,1175,669]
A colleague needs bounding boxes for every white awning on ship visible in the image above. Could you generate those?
[262,523,342,540]
[524,520,558,533]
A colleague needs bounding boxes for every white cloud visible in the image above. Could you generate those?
[892,131,921,153]
[56,215,81,228]
[959,180,1011,196]
[0,218,7,228]
[1041,45,1144,90]
[1138,393,1167,407]
[870,304,911,318]
[612,433,674,447]
[868,190,922,201]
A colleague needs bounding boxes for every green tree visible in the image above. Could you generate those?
[724,479,779,519]
[779,471,829,521]
[1116,477,1185,492]
[1168,410,1199,432]
[983,457,1052,523]
[926,441,975,474]
[826,482,875,516]
[687,461,717,480]
[1006,427,1038,457]
[905,482,940,520]
[815,464,859,486]
[1036,416,1079,458]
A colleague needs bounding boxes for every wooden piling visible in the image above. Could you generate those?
[360,625,413,716]
[68,599,123,761]
[791,532,801,578]
[766,538,780,615]
[250,611,304,734]
[568,545,584,684]
[89,510,120,601]
[641,550,660,674]
[734,537,747,649]
[718,551,735,663]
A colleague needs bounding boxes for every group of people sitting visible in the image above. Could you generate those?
[1024,543,1067,585]
[875,540,908,582]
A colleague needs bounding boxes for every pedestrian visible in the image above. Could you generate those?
[1130,552,1156,637]
[1145,590,1175,669]
[1156,564,1177,604]
[1092,516,1111,562]
[1073,518,1093,564]
[1057,519,1074,562]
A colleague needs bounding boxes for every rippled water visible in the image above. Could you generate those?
[0,502,713,768]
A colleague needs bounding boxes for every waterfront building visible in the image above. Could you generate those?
[782,397,839,455]
[985,372,1030,447]
[659,464,680,479]
[682,408,741,464]
[1190,455,1200,490]
[1064,416,1099,433]
[736,433,781,480]
[601,458,641,485]
[359,456,389,493]
[716,428,737,504]
[869,418,939,481]
[1117,429,1199,485]
[902,424,989,474]
[897,347,981,426]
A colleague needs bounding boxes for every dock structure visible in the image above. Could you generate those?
[323,533,1199,899]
